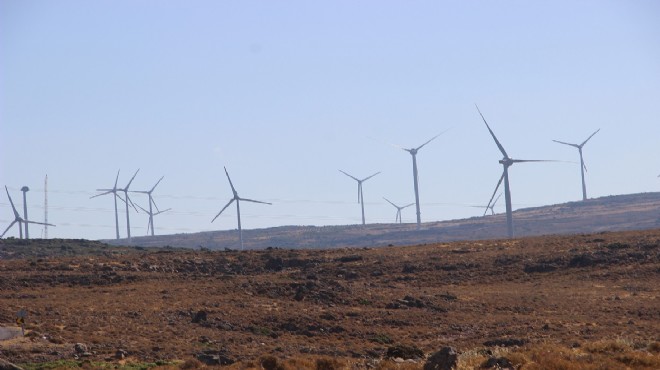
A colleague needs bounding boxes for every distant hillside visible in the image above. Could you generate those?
[105,192,660,250]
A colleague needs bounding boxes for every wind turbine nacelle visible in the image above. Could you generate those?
[499,158,513,166]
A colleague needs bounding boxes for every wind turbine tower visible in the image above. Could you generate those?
[383,197,414,223]
[91,170,122,239]
[2,186,54,239]
[477,105,555,238]
[552,129,600,201]
[118,170,140,242]
[339,170,380,225]
[21,186,29,239]
[212,167,272,250]
[397,132,446,229]
[44,175,48,239]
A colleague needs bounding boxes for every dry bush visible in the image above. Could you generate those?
[178,358,206,369]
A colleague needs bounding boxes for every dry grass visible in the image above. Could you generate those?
[1,229,658,369]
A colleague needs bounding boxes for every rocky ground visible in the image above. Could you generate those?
[0,229,659,369]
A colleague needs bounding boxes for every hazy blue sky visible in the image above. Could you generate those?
[1,1,659,241]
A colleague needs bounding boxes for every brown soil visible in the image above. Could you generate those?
[0,229,659,368]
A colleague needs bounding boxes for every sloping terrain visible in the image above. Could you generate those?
[111,192,660,250]
[0,229,658,368]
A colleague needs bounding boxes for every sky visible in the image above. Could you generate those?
[1,1,659,241]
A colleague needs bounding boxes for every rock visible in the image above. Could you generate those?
[115,349,128,359]
[196,350,234,366]
[74,343,88,354]
[191,310,207,323]
[482,357,514,369]
[483,338,527,347]
[424,347,458,370]
[0,358,24,370]
[386,345,424,360]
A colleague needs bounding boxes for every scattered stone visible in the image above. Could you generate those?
[386,345,424,360]
[196,350,234,366]
[424,347,458,370]
[0,358,24,370]
[482,357,514,369]
[191,310,207,323]
[336,255,363,263]
[483,338,527,347]
[74,343,88,354]
[115,349,128,359]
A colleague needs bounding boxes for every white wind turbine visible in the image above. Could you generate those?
[383,197,415,224]
[131,176,170,236]
[553,129,600,201]
[469,193,502,216]
[91,170,122,239]
[2,186,55,239]
[392,131,447,229]
[477,105,557,238]
[339,170,380,225]
[211,167,272,250]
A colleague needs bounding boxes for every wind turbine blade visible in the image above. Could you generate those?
[361,171,381,182]
[475,105,508,158]
[223,167,238,194]
[24,220,56,227]
[212,199,235,222]
[416,128,449,151]
[4,186,20,218]
[403,203,415,208]
[338,170,359,182]
[154,208,172,216]
[150,176,165,193]
[90,190,113,199]
[134,203,149,213]
[1,220,18,238]
[552,139,579,148]
[125,169,140,190]
[580,128,600,147]
[125,194,139,212]
[511,159,562,163]
[239,198,272,205]
[114,170,121,189]
[493,193,503,206]
[151,198,161,213]
[383,197,397,208]
[485,172,505,216]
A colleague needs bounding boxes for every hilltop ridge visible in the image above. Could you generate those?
[106,192,660,250]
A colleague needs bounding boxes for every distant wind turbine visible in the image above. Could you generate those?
[131,176,169,236]
[91,170,122,239]
[477,105,557,238]
[394,131,447,229]
[469,193,502,216]
[339,170,380,225]
[2,186,54,239]
[211,167,272,250]
[383,197,414,223]
[552,129,600,201]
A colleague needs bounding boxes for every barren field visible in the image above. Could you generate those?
[1,230,659,369]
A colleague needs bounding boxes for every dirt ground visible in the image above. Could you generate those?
[0,229,658,368]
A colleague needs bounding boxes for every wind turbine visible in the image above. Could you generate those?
[117,169,140,241]
[339,170,380,225]
[91,170,122,239]
[477,105,556,238]
[395,131,447,229]
[553,129,600,201]
[21,186,30,238]
[2,186,54,239]
[131,176,168,236]
[383,197,414,223]
[469,193,502,216]
[211,167,272,250]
